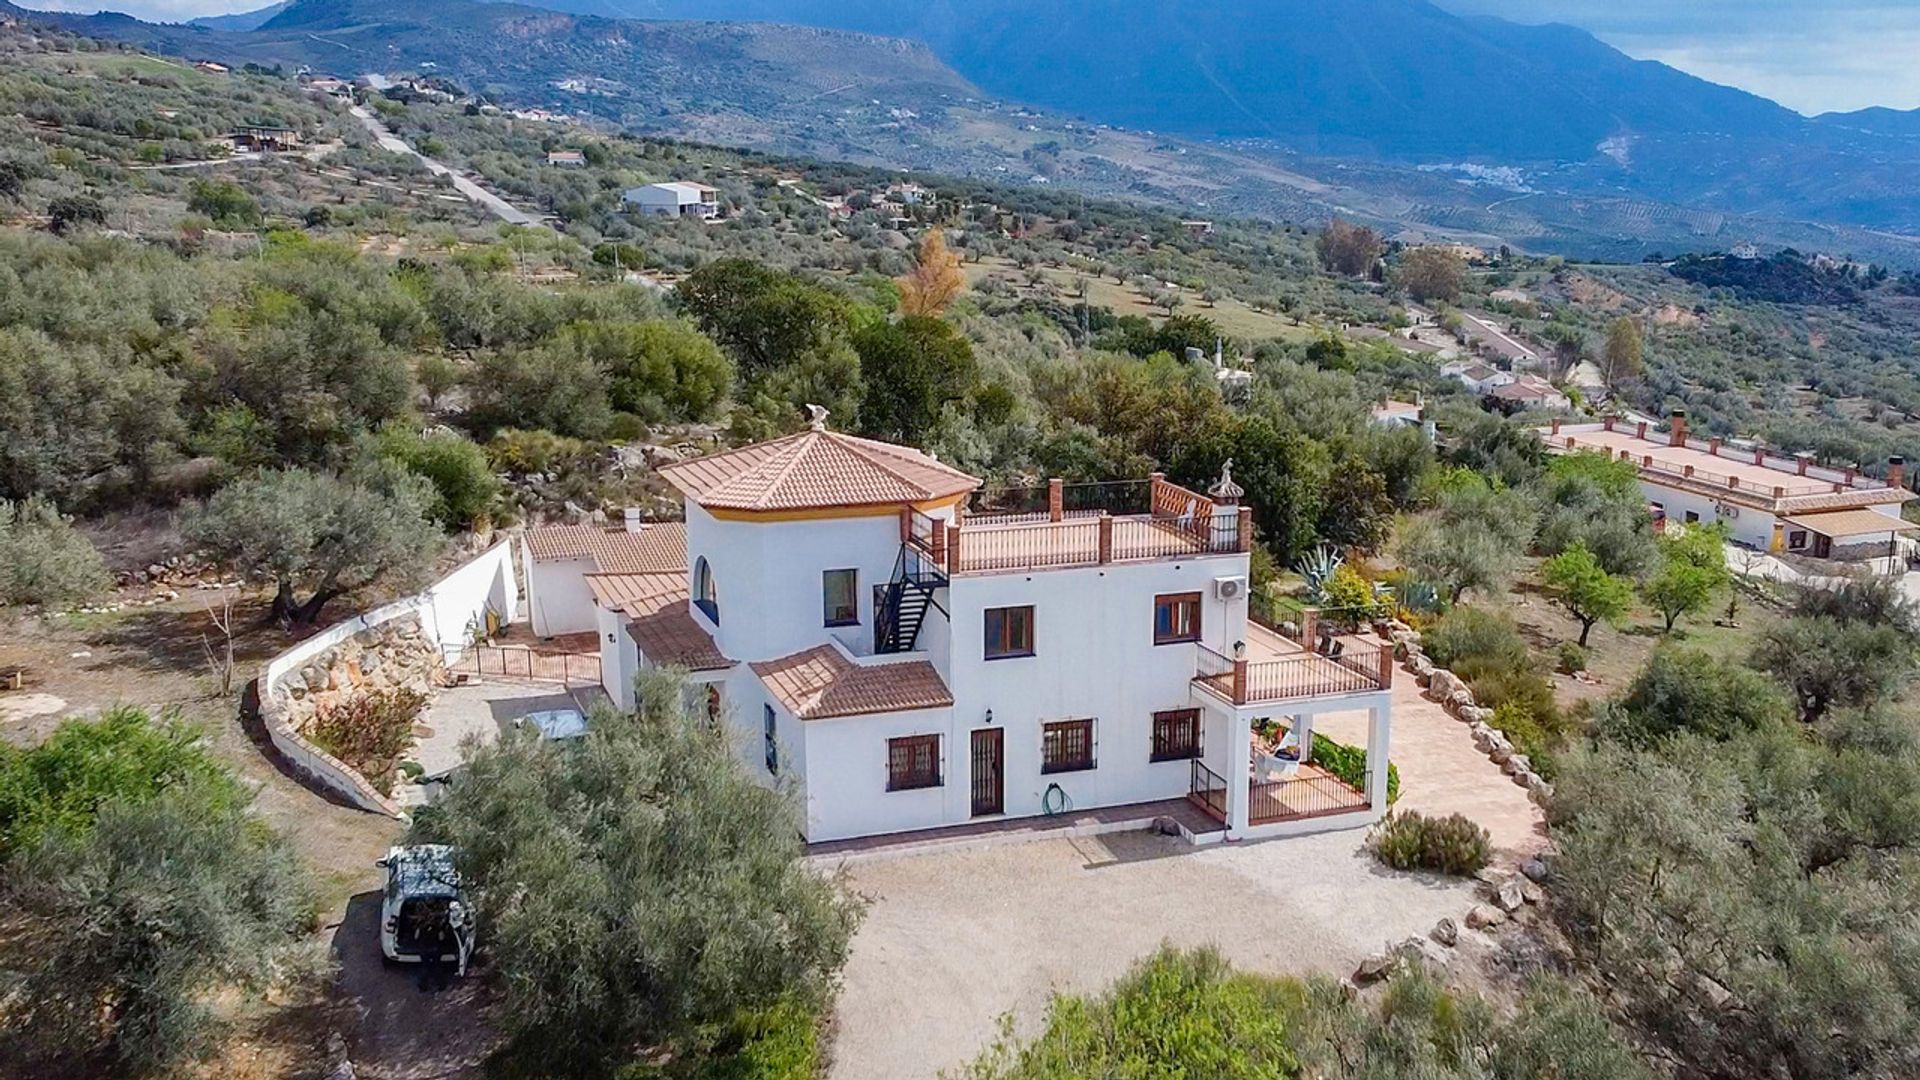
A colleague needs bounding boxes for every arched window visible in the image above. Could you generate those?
[693,557,719,625]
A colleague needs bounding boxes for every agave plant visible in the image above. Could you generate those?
[1295,545,1343,604]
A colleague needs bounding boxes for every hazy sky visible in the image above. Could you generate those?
[1442,0,1920,114]
[22,0,1920,115]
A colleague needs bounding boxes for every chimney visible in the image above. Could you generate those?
[1796,452,1811,476]
[1635,421,1647,440]
[1753,445,1766,467]
[1669,408,1688,448]
[623,507,644,533]
[1892,456,1907,491]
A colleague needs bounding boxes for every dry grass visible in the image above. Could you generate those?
[964,255,1320,344]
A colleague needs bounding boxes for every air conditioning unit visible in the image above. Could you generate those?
[1214,576,1248,601]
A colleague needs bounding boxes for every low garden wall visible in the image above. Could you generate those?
[255,539,520,818]
[1380,620,1554,810]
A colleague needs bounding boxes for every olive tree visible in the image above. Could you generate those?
[410,673,861,1073]
[184,466,442,627]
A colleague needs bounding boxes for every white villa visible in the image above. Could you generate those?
[525,416,1396,847]
[622,181,721,219]
[1542,412,1915,561]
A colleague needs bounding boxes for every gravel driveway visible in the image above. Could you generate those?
[827,828,1478,1079]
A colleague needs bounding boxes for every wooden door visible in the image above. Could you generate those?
[971,728,1004,817]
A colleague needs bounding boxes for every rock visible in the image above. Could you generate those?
[1409,654,1434,678]
[1503,753,1530,776]
[1495,879,1526,913]
[1428,669,1468,703]
[1353,950,1395,985]
[1489,745,1512,766]
[1430,917,1459,947]
[1521,880,1545,905]
[1446,690,1475,717]
[1520,857,1552,883]
[1465,903,1505,930]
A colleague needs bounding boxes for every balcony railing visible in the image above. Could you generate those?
[945,475,1250,576]
[1188,759,1229,823]
[1193,641,1393,706]
[1248,768,1369,826]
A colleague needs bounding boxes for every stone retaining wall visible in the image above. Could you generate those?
[1379,620,1554,810]
[254,540,519,818]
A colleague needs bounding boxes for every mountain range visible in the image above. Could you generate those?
[8,0,1920,263]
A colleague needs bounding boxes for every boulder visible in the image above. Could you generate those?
[1428,669,1468,703]
[1521,880,1546,906]
[1409,654,1434,679]
[1503,753,1531,776]
[1489,745,1512,766]
[1353,950,1395,985]
[1495,879,1526,913]
[1520,857,1552,884]
[1430,917,1459,947]
[1465,904,1505,930]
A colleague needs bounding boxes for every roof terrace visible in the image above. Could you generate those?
[907,474,1252,577]
[1543,416,1910,512]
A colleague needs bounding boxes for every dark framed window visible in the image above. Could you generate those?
[1151,709,1202,762]
[763,704,778,775]
[1789,530,1808,551]
[694,556,719,625]
[1684,510,1701,524]
[887,734,942,791]
[823,568,859,626]
[1153,592,1203,645]
[1042,719,1096,774]
[984,605,1035,660]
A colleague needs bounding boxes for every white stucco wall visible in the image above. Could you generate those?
[527,553,599,637]
[802,705,957,840]
[686,503,909,662]
[934,553,1251,823]
[1640,480,1775,549]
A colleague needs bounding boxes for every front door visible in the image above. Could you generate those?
[971,728,1004,817]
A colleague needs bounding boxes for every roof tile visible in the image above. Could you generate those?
[660,430,979,513]
[751,645,953,720]
[525,522,686,574]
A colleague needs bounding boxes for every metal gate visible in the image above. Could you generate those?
[971,728,1004,817]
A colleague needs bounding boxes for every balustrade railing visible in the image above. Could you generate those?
[1248,771,1369,826]
[1189,758,1229,822]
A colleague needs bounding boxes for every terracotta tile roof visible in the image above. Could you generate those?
[524,522,686,574]
[659,429,980,513]
[1783,509,1920,536]
[751,645,953,720]
[1778,488,1915,514]
[582,571,730,672]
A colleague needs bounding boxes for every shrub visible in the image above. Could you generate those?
[1369,810,1492,876]
[305,687,426,794]
[1557,641,1588,674]
[1421,607,1529,674]
[1312,732,1399,805]
[0,495,111,607]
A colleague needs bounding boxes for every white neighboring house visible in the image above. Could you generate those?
[623,182,720,219]
[545,150,586,167]
[1540,412,1916,560]
[1488,374,1570,412]
[521,516,686,637]
[535,417,1395,847]
[1442,361,1515,396]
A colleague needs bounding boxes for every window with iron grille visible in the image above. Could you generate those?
[823,568,859,626]
[887,734,942,791]
[1150,709,1202,762]
[1042,719,1096,774]
[763,704,778,775]
[1153,592,1202,645]
[984,605,1035,659]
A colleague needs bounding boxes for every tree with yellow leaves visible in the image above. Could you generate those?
[896,229,965,317]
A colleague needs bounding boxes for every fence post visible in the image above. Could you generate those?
[1232,658,1248,706]
[946,521,961,576]
[1097,512,1114,564]
[932,519,947,567]
[899,506,912,542]
[1300,608,1318,648]
[1048,478,1063,523]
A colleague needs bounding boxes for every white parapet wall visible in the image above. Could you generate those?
[256,539,521,817]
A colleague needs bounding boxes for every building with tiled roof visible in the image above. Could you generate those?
[1541,413,1914,561]
[521,516,687,636]
[552,415,1394,846]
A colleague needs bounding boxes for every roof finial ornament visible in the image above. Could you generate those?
[805,403,830,432]
[1208,458,1244,504]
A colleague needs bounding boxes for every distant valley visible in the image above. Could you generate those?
[10,0,1920,265]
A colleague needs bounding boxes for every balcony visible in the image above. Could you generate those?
[1192,615,1392,707]
[929,475,1250,577]
[1189,758,1367,827]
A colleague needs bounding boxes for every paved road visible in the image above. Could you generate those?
[349,104,539,227]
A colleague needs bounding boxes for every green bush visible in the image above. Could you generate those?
[1421,607,1530,673]
[1368,810,1492,876]
[0,495,111,607]
[305,688,426,795]
[1311,732,1399,805]
[1557,641,1587,674]
[615,997,820,1080]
